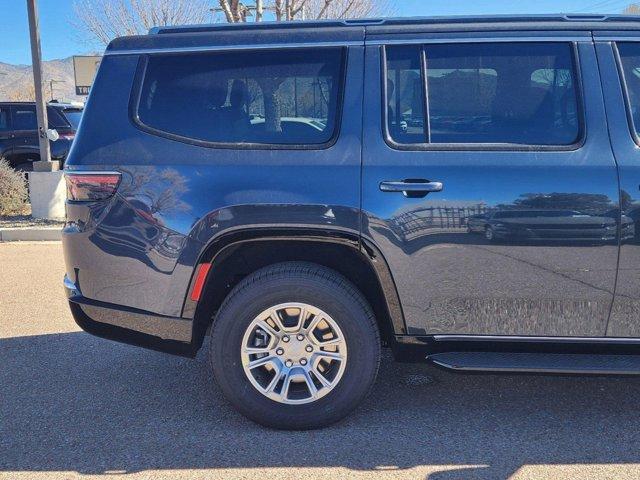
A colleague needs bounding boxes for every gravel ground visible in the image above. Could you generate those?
[0,215,64,228]
[2,242,640,480]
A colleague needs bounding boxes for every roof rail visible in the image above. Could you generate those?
[150,19,355,35]
[148,13,640,35]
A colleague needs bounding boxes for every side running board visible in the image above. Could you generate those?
[428,351,640,375]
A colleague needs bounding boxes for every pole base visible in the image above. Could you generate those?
[32,160,61,172]
[28,171,66,220]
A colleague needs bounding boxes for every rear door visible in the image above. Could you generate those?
[362,31,620,337]
[595,33,640,337]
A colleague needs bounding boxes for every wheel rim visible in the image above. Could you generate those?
[485,228,493,240]
[240,302,347,405]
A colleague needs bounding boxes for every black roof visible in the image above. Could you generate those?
[105,14,640,54]
[149,14,640,34]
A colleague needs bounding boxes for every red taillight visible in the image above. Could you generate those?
[58,133,75,141]
[65,172,121,202]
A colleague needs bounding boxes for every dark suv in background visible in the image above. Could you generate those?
[0,101,82,170]
[63,15,640,429]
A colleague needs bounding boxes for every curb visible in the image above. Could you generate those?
[0,228,62,242]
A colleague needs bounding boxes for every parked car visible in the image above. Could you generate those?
[63,15,640,430]
[470,209,635,242]
[0,101,82,170]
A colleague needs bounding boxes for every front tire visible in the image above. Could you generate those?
[209,262,380,430]
[485,226,495,242]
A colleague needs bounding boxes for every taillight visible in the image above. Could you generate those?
[58,133,75,141]
[65,172,121,201]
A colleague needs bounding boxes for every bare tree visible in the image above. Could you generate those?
[74,0,212,46]
[217,0,395,22]
[75,0,396,46]
[624,4,640,14]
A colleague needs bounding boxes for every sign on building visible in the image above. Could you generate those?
[73,56,102,96]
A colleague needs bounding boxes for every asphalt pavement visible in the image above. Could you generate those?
[2,242,640,479]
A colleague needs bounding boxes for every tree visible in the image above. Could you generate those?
[74,0,212,46]
[74,0,396,44]
[217,0,393,22]
[624,4,640,14]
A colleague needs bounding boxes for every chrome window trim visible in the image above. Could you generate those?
[105,41,363,56]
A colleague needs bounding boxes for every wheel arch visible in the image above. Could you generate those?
[183,228,406,352]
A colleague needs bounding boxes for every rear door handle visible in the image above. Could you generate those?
[379,180,443,197]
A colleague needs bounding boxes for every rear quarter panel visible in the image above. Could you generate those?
[64,47,364,318]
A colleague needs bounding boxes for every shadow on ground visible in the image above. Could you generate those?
[2,332,640,478]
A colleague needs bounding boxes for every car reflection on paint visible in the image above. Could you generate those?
[467,209,634,243]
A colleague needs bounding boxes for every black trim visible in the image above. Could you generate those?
[181,228,407,344]
[129,48,348,151]
[393,334,640,362]
[69,302,195,357]
[381,41,587,152]
[428,351,640,375]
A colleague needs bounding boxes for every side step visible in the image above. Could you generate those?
[428,351,640,375]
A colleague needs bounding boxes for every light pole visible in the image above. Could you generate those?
[26,0,56,171]
[49,79,64,101]
[26,0,65,222]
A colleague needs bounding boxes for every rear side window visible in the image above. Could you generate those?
[11,106,37,130]
[385,42,581,147]
[616,43,640,140]
[46,107,69,128]
[136,48,344,147]
[62,109,83,129]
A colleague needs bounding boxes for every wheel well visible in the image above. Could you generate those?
[191,239,397,350]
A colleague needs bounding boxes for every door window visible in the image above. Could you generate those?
[384,42,582,147]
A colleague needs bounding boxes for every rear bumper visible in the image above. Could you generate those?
[64,275,196,357]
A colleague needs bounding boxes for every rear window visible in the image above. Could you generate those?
[136,48,344,147]
[47,107,70,128]
[385,42,581,147]
[62,109,83,129]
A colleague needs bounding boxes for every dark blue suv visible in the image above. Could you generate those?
[63,15,640,429]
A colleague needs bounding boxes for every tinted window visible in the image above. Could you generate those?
[385,43,581,146]
[12,106,37,130]
[386,46,426,143]
[138,48,344,146]
[62,109,83,129]
[617,43,640,139]
[0,106,9,131]
[47,107,69,128]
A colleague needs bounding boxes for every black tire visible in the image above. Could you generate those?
[485,226,495,242]
[209,261,380,430]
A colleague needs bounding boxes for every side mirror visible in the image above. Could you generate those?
[46,128,59,142]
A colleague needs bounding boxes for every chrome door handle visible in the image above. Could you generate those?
[379,180,443,197]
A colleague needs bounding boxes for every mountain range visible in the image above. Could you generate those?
[0,55,97,103]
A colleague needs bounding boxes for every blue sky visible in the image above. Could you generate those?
[0,0,636,64]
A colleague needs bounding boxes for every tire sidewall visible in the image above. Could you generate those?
[209,271,379,428]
